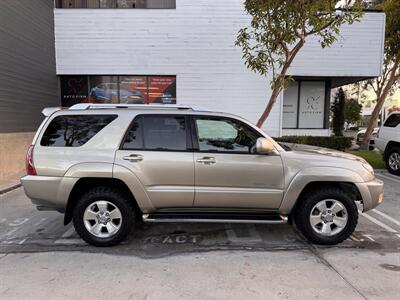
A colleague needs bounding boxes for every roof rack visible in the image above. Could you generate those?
[69,103,196,111]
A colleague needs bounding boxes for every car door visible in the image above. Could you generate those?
[114,114,195,208]
[192,116,285,209]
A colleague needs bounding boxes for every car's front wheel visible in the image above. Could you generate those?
[293,188,358,245]
[73,186,135,247]
[385,146,400,176]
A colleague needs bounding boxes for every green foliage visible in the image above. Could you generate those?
[351,150,385,169]
[344,98,362,124]
[235,0,364,90]
[382,0,400,60]
[275,136,353,151]
[331,88,346,136]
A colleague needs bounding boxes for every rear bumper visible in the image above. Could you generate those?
[355,178,384,212]
[21,175,78,212]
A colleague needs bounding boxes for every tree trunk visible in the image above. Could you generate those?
[360,95,383,150]
[256,87,281,128]
[361,58,400,150]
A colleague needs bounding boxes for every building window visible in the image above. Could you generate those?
[60,75,89,107]
[89,76,119,104]
[55,0,176,8]
[60,75,176,107]
[282,81,327,129]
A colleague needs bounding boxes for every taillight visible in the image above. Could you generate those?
[26,145,37,175]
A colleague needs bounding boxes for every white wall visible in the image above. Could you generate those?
[288,13,385,77]
[54,0,385,137]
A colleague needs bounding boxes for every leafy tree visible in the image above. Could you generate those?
[345,98,362,124]
[331,88,346,136]
[361,0,400,149]
[235,0,363,128]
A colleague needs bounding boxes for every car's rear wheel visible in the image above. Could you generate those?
[293,188,358,245]
[73,186,135,247]
[385,146,400,176]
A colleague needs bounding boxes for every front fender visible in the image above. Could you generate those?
[279,167,364,214]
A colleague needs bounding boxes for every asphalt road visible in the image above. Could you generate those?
[0,171,399,299]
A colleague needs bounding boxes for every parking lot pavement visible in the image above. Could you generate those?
[0,172,399,299]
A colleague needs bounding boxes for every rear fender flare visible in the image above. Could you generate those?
[113,164,155,212]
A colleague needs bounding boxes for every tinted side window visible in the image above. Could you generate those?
[122,117,143,150]
[142,116,187,151]
[384,114,400,127]
[195,118,260,153]
[41,115,117,147]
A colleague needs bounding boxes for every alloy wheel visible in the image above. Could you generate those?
[309,199,348,236]
[388,152,400,171]
[83,201,122,238]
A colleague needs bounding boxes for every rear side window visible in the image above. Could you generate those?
[122,115,188,151]
[384,114,400,128]
[41,115,117,147]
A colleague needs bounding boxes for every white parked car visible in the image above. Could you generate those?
[375,112,400,176]
[356,127,379,150]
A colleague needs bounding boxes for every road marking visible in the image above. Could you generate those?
[54,227,79,245]
[396,234,400,239]
[376,173,400,184]
[371,209,400,227]
[54,238,85,245]
[363,234,375,242]
[359,210,397,233]
[4,228,19,237]
[18,238,28,245]
[60,227,75,238]
[9,218,29,227]
[0,227,21,240]
[34,218,47,226]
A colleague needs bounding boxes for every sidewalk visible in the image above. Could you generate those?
[0,174,22,194]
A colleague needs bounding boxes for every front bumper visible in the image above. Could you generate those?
[21,175,78,212]
[355,178,384,212]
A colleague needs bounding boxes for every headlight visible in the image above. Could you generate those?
[362,163,374,175]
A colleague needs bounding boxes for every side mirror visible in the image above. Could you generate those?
[256,137,275,154]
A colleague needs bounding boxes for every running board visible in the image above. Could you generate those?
[142,212,288,224]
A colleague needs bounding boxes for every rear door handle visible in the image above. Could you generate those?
[123,154,143,162]
[196,157,216,165]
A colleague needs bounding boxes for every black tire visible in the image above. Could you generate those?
[385,146,400,176]
[72,186,135,247]
[293,187,358,245]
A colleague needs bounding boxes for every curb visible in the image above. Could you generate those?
[0,183,22,195]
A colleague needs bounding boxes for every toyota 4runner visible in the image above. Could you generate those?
[21,104,384,246]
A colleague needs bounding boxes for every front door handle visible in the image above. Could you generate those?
[123,154,143,162]
[196,157,216,165]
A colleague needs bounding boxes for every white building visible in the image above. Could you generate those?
[54,0,385,137]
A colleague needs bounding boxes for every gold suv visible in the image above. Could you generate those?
[21,104,384,246]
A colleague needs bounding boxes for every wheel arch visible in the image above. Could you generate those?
[64,177,141,225]
[289,181,362,216]
[280,167,364,215]
[384,141,400,159]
